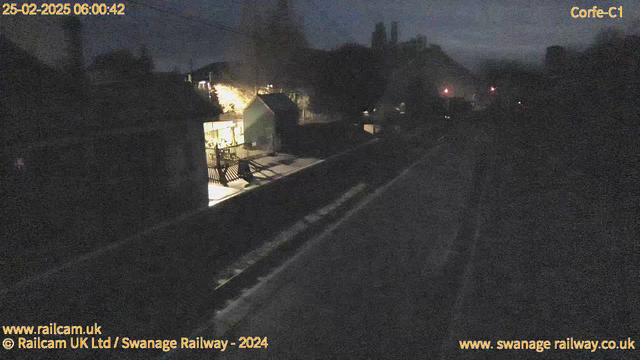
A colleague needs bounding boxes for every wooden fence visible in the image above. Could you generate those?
[206,144,267,184]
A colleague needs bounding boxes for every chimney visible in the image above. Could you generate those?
[61,16,85,81]
[371,22,387,51]
[61,16,89,98]
[391,22,398,45]
[416,35,427,52]
[545,45,566,77]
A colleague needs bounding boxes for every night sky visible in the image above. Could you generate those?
[3,0,639,73]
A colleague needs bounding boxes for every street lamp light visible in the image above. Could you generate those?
[443,88,451,117]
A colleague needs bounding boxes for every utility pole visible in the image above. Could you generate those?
[187,58,194,83]
[253,0,259,95]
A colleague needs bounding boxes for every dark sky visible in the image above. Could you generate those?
[4,0,638,73]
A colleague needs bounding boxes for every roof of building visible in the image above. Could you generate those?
[3,34,220,143]
[88,75,221,127]
[1,34,85,146]
[190,61,251,83]
[0,33,54,74]
[255,93,298,114]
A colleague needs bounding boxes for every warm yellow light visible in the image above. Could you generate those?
[213,84,251,114]
[204,121,234,131]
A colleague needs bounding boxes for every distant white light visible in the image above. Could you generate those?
[490,86,496,92]
[14,157,25,170]
[444,88,449,94]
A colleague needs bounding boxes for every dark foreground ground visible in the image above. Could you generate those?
[453,107,639,359]
[1,106,637,359]
[0,118,448,359]
[203,107,638,359]
[208,116,487,360]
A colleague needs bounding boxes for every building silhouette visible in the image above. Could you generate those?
[371,22,387,51]
[390,21,398,45]
[545,45,566,77]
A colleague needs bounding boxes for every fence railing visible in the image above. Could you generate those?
[206,144,267,184]
[208,164,240,184]
[205,143,266,167]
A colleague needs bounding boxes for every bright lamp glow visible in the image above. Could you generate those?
[213,84,251,114]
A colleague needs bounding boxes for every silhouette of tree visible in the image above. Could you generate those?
[592,27,625,48]
[91,48,154,80]
[138,45,154,73]
[92,50,138,72]
[260,0,308,89]
[235,0,308,90]
[310,44,387,118]
[405,74,442,119]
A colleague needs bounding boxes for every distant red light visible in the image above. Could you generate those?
[490,86,496,92]
[444,88,449,94]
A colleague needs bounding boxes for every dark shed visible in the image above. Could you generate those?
[242,93,300,152]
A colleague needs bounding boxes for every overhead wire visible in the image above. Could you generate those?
[126,0,355,48]
[125,0,253,39]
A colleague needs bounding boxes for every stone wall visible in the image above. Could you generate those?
[2,121,208,272]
